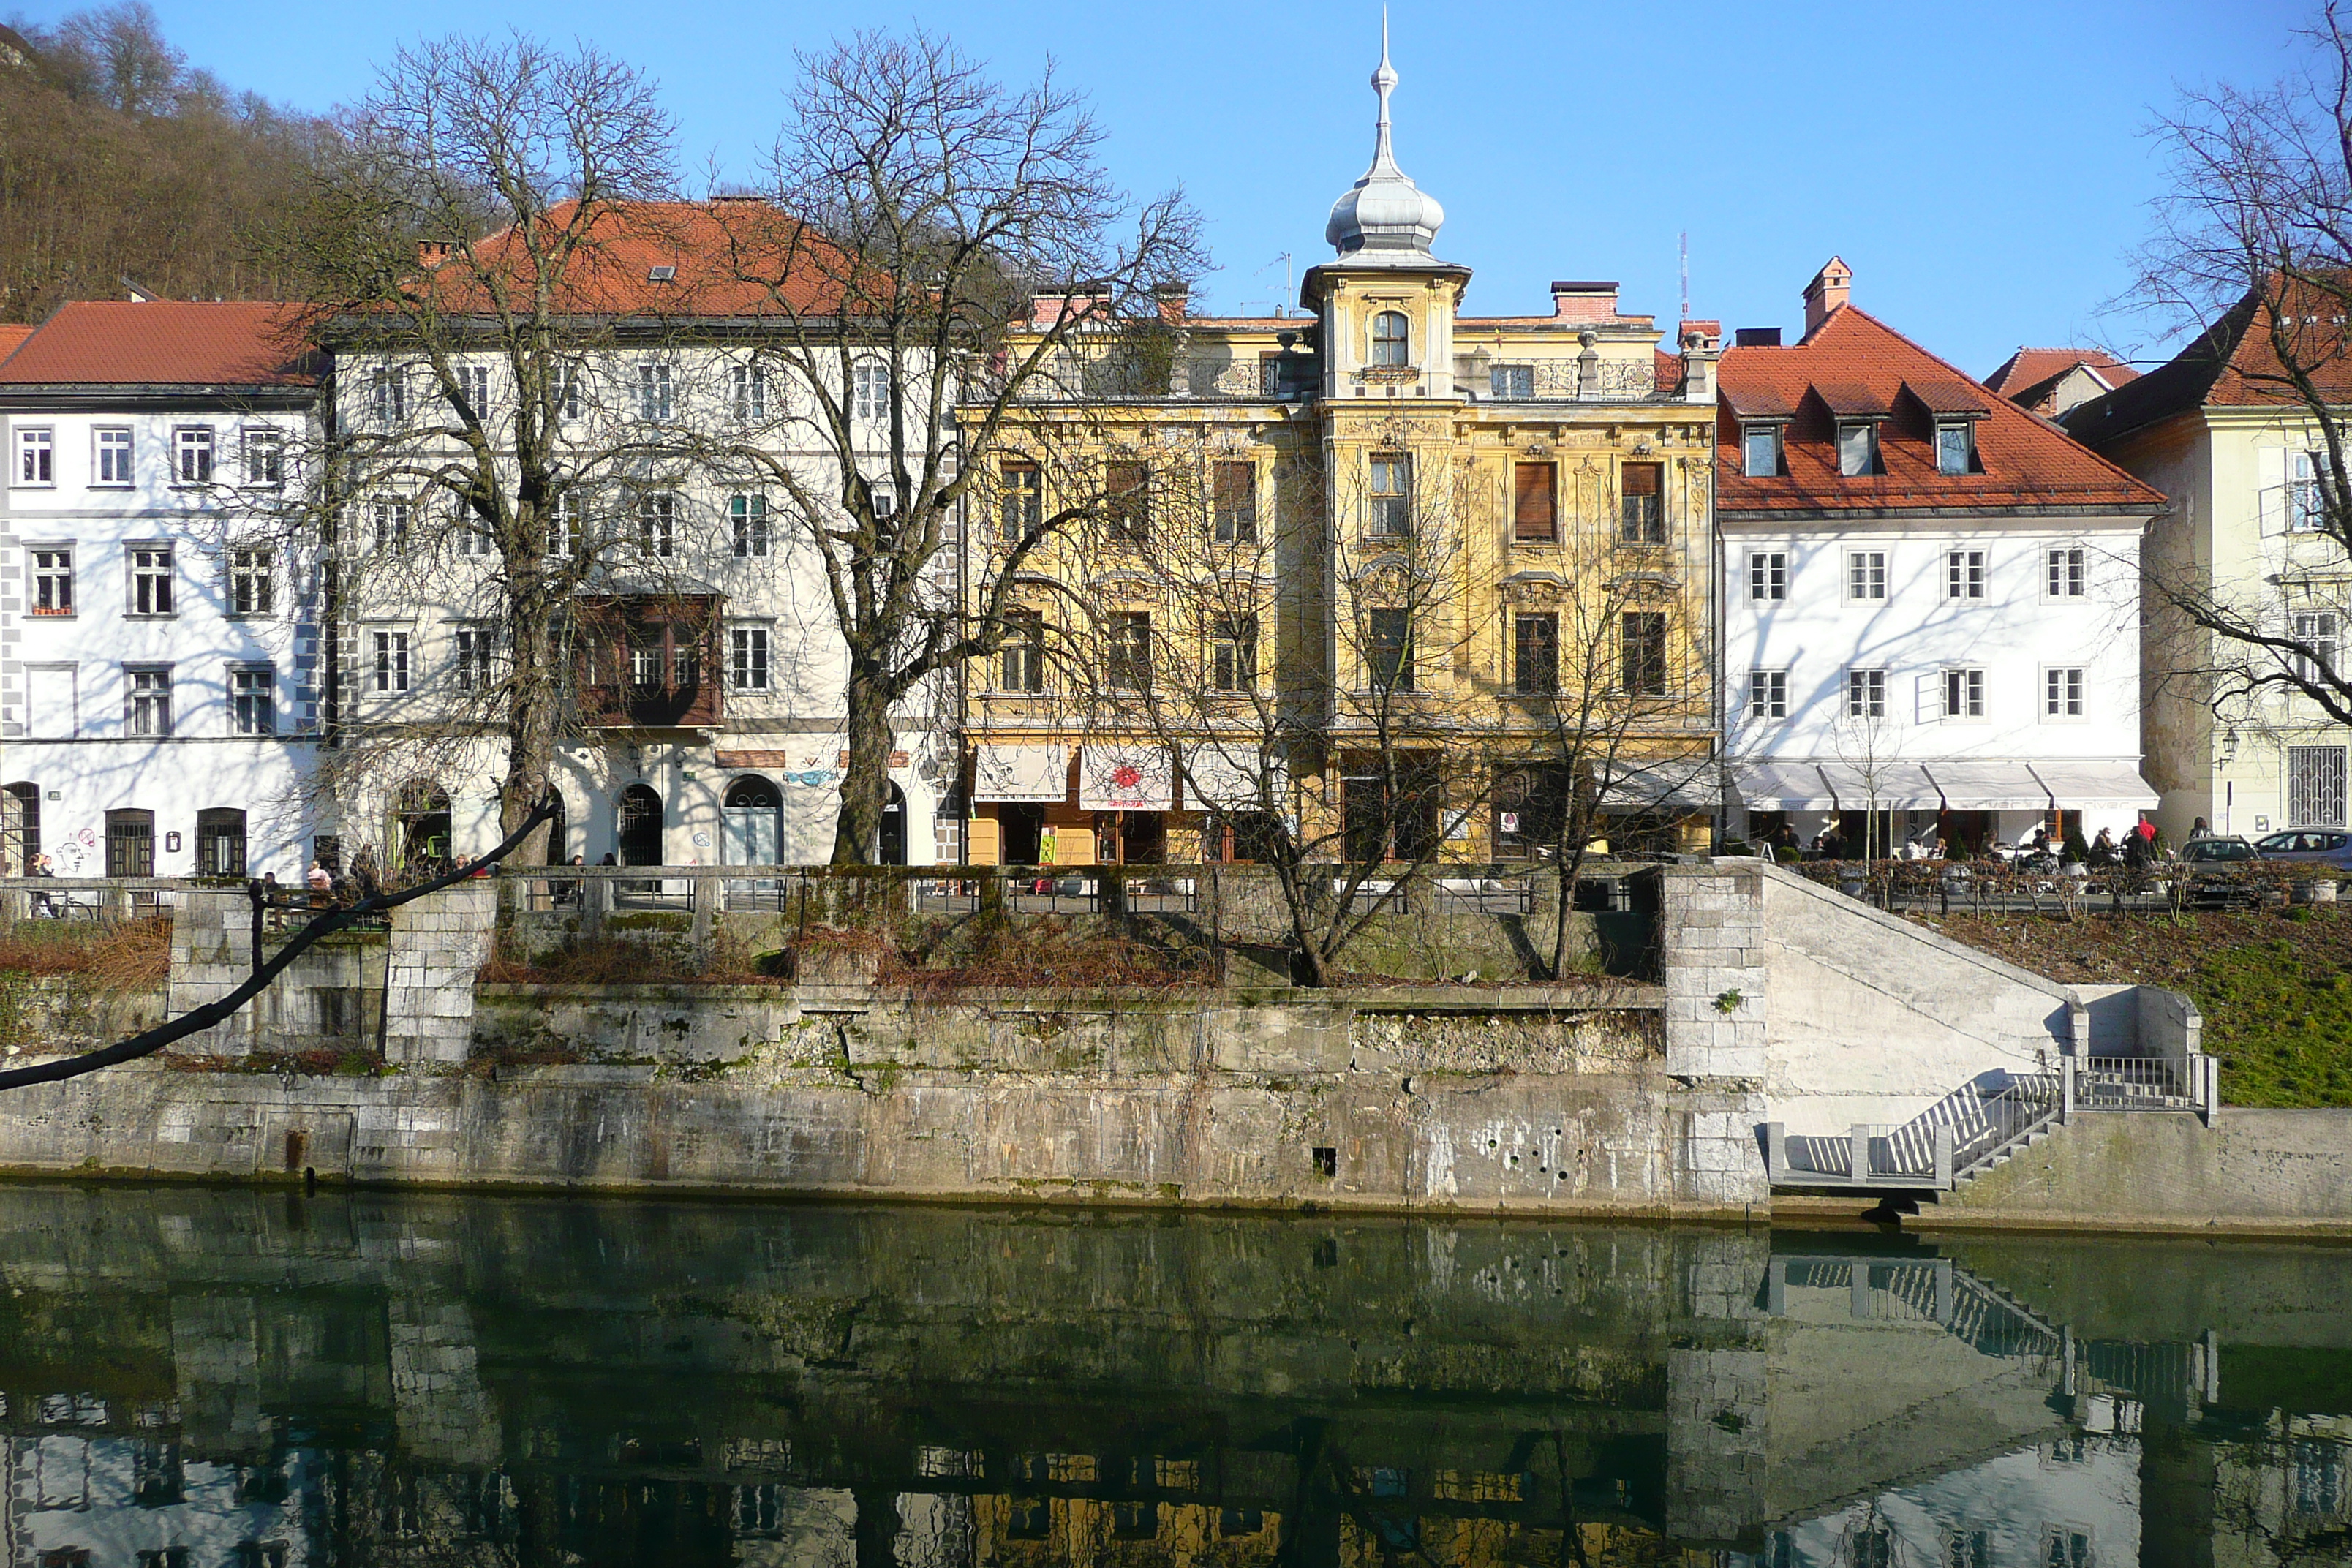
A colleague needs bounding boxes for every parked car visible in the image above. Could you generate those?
[2253,827,2352,870]
[2179,835,2260,863]
[2177,834,2269,907]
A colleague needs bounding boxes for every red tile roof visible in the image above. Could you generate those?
[1717,306,2163,516]
[0,324,33,366]
[1984,346,2138,399]
[0,301,315,386]
[2065,276,2352,447]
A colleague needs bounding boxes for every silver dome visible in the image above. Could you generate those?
[1324,19,1445,263]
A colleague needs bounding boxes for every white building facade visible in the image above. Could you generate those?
[1719,263,2164,852]
[0,301,324,880]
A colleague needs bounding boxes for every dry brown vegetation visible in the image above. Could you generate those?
[0,916,170,987]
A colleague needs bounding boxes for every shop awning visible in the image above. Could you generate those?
[1923,761,2051,811]
[1731,762,1837,811]
[974,744,1068,803]
[1814,761,1944,811]
[1599,758,1722,813]
[1079,745,1175,811]
[2029,761,2158,811]
[1178,742,1286,812]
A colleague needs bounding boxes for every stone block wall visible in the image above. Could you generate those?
[382,884,497,1065]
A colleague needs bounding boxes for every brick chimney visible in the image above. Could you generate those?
[1803,256,1852,336]
[1550,280,1619,323]
[1151,282,1190,324]
[417,241,454,268]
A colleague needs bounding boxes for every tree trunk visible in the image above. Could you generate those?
[832,662,895,865]
[500,595,562,864]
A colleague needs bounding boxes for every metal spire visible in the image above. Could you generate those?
[1369,8,1401,178]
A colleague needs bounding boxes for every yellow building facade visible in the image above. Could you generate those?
[960,36,1719,867]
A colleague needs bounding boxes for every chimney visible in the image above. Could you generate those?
[1151,282,1190,324]
[1550,280,1620,323]
[1678,319,1722,404]
[1803,256,1852,336]
[417,241,454,269]
[1733,327,1782,348]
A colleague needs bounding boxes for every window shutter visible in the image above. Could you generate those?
[1513,462,1556,537]
[1621,462,1662,497]
[2258,446,2288,535]
[1915,673,1942,723]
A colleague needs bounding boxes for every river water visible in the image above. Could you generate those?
[0,1185,2345,1566]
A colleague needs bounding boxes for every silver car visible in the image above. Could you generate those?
[2254,826,2352,870]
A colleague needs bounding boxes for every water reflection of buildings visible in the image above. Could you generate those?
[0,1191,2342,1568]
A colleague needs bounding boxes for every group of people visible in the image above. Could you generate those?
[1760,816,2168,867]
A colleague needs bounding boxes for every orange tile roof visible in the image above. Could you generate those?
[2066,276,2352,446]
[1984,346,2138,399]
[0,301,315,386]
[1717,305,2163,515]
[0,324,33,366]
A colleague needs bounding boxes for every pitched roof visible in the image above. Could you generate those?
[0,301,315,387]
[1984,346,2138,399]
[2064,277,2352,448]
[1717,305,2162,515]
[0,324,32,366]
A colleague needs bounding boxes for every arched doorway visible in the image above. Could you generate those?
[391,780,453,876]
[878,782,908,866]
[722,777,782,866]
[1,783,36,875]
[617,783,664,867]
[195,808,246,878]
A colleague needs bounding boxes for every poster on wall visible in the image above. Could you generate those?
[1079,746,1174,812]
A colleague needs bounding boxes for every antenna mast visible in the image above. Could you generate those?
[1679,231,1689,320]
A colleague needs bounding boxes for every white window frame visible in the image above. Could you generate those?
[172,426,215,486]
[1934,421,1975,475]
[93,426,133,487]
[30,546,73,616]
[1847,668,1888,720]
[227,547,273,617]
[370,366,407,425]
[1741,424,1781,478]
[127,544,175,617]
[731,362,767,421]
[1748,668,1787,720]
[1368,453,1411,538]
[452,363,490,415]
[548,493,581,559]
[1370,310,1410,366]
[2293,609,2340,687]
[2043,666,2087,719]
[1942,666,1986,719]
[638,492,676,557]
[1846,549,1888,603]
[241,426,284,487]
[1836,421,1879,477]
[730,493,769,558]
[124,664,173,737]
[852,358,891,422]
[229,664,274,736]
[1945,548,1986,600]
[2043,544,2087,600]
[372,500,410,554]
[1748,551,1787,602]
[15,426,53,486]
[728,625,772,693]
[2291,451,2334,532]
[1488,363,1534,401]
[636,361,673,422]
[454,627,496,693]
[372,630,410,693]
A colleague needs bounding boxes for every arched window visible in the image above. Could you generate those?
[878,781,908,867]
[1371,311,1409,366]
[617,783,664,867]
[721,776,782,867]
[1,783,37,875]
[196,808,246,878]
[391,780,452,875]
[852,358,892,422]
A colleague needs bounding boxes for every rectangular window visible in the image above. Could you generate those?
[1847,668,1887,720]
[1104,461,1149,543]
[16,426,53,484]
[1513,461,1557,542]
[2289,745,2350,826]
[1741,424,1781,478]
[1934,421,1975,475]
[1368,607,1413,690]
[2291,451,2334,532]
[372,631,410,693]
[671,633,699,690]
[1620,461,1665,543]
[638,493,675,557]
[730,627,771,692]
[1515,612,1560,694]
[636,362,672,421]
[452,363,489,414]
[999,461,1041,540]
[732,362,767,421]
[128,546,174,616]
[228,549,273,617]
[241,428,284,486]
[372,500,410,553]
[1749,668,1787,719]
[1847,549,1887,602]
[1749,551,1787,601]
[1621,611,1668,695]
[173,426,214,484]
[2045,666,2085,717]
[454,513,496,557]
[1942,667,1985,718]
[1369,453,1411,538]
[1213,461,1256,543]
[1213,612,1258,692]
[125,666,172,736]
[2045,545,2087,598]
[731,493,770,557]
[1259,353,1315,400]
[1000,610,1045,692]
[95,427,133,486]
[548,494,581,559]
[1489,363,1534,400]
[556,363,581,422]
[1107,611,1152,690]
[371,367,406,424]
[1836,421,1880,476]
[629,638,662,688]
[853,359,891,422]
[2293,610,2340,685]
[1946,549,1986,600]
[31,547,72,614]
[230,666,274,736]
[454,628,494,693]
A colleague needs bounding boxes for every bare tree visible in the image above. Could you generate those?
[712,27,1205,864]
[2125,3,2352,726]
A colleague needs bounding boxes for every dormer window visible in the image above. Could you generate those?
[1836,421,1881,477]
[1371,311,1409,366]
[1741,424,1782,478]
[1934,421,1976,475]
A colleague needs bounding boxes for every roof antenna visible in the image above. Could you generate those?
[1678,232,1689,322]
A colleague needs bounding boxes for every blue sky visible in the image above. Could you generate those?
[18,0,2313,377]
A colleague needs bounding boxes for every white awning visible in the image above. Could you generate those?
[2029,761,2159,811]
[974,744,1068,803]
[1079,745,1175,811]
[1731,762,1837,811]
[1599,758,1722,813]
[1178,742,1287,812]
[1814,761,1944,810]
[1923,761,2051,811]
